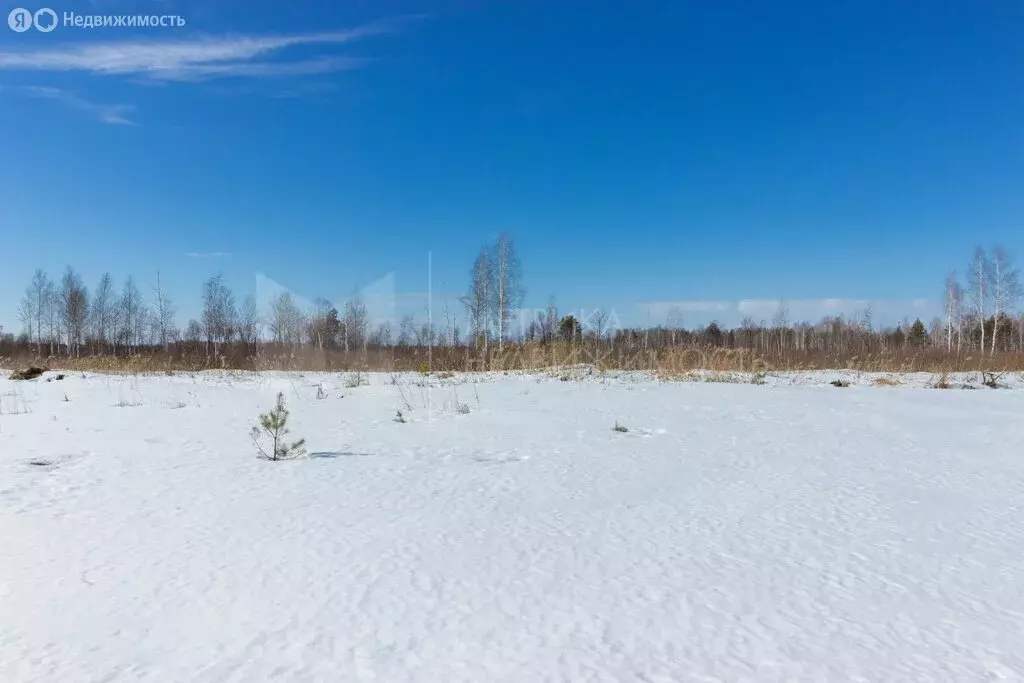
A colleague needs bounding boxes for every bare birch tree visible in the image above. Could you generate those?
[967,247,991,354]
[942,270,963,352]
[202,274,237,353]
[990,246,1021,354]
[492,233,524,350]
[269,291,302,345]
[91,273,117,352]
[666,307,684,346]
[343,291,369,353]
[462,246,494,353]
[119,276,145,354]
[370,321,393,347]
[19,269,50,353]
[237,294,262,348]
[535,296,559,343]
[397,314,416,348]
[184,319,203,344]
[587,308,611,340]
[59,266,88,356]
[772,298,790,353]
[152,269,176,351]
[43,279,59,355]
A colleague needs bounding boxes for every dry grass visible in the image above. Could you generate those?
[3,342,1024,376]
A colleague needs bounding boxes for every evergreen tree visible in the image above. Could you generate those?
[559,315,582,341]
[907,319,928,348]
[251,392,306,461]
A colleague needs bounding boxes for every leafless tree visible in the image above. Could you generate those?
[665,307,684,346]
[343,291,369,353]
[18,269,51,353]
[440,293,455,347]
[237,294,262,347]
[184,319,204,344]
[416,320,437,347]
[16,297,32,347]
[43,279,59,355]
[967,247,991,353]
[59,266,89,356]
[492,233,524,350]
[462,246,494,353]
[943,270,964,352]
[151,269,177,350]
[990,246,1021,354]
[202,274,237,352]
[586,308,611,340]
[370,321,393,347]
[544,296,561,344]
[397,314,416,348]
[269,291,303,345]
[118,276,146,354]
[90,273,117,351]
[306,297,335,350]
[772,298,790,353]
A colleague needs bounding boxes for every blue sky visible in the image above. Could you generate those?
[2,0,1024,334]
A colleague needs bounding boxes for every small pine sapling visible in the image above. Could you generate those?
[252,392,307,461]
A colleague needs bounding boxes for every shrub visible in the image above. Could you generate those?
[830,379,851,388]
[982,371,1005,389]
[613,421,628,433]
[252,392,306,461]
[345,371,367,388]
[750,359,767,385]
[10,367,46,381]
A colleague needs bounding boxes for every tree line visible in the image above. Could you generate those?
[4,239,1023,370]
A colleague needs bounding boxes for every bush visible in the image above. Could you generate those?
[9,367,46,381]
[750,359,767,385]
[982,371,1005,389]
[251,392,306,461]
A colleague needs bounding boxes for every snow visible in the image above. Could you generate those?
[2,368,1023,682]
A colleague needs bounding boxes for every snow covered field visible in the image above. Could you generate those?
[2,368,1023,682]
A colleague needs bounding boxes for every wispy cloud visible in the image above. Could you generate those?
[0,18,415,82]
[186,251,231,258]
[5,85,135,124]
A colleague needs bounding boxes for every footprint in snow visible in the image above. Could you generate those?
[17,451,89,472]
